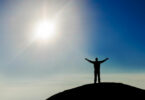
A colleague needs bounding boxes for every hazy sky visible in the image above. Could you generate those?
[0,0,145,100]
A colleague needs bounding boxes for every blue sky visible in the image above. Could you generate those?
[80,0,145,72]
[0,0,145,100]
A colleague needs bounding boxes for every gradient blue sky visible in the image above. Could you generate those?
[81,0,145,72]
[0,0,145,100]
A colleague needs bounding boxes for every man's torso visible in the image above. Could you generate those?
[94,61,101,71]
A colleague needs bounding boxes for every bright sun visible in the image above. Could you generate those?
[34,19,57,41]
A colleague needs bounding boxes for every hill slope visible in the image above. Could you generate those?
[46,82,145,100]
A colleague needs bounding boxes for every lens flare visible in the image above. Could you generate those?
[34,20,57,41]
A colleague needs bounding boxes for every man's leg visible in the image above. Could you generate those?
[98,71,101,83]
[94,71,97,84]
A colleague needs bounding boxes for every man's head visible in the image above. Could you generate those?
[95,58,98,61]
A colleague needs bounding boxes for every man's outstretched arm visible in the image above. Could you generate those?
[85,58,94,63]
[100,58,109,63]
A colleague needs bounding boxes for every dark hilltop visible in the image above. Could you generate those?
[46,82,145,100]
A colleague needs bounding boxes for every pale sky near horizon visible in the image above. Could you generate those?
[0,0,145,100]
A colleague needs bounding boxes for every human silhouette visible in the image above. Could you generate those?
[85,57,109,84]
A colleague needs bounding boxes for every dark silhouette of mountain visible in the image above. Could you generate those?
[46,82,145,100]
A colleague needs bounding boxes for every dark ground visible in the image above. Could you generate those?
[46,82,145,100]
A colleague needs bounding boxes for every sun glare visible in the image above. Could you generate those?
[34,19,57,42]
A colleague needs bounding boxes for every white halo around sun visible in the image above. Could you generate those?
[33,19,57,42]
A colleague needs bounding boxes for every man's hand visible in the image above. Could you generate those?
[85,58,94,63]
[106,58,109,60]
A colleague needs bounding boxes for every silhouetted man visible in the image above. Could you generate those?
[85,57,109,84]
